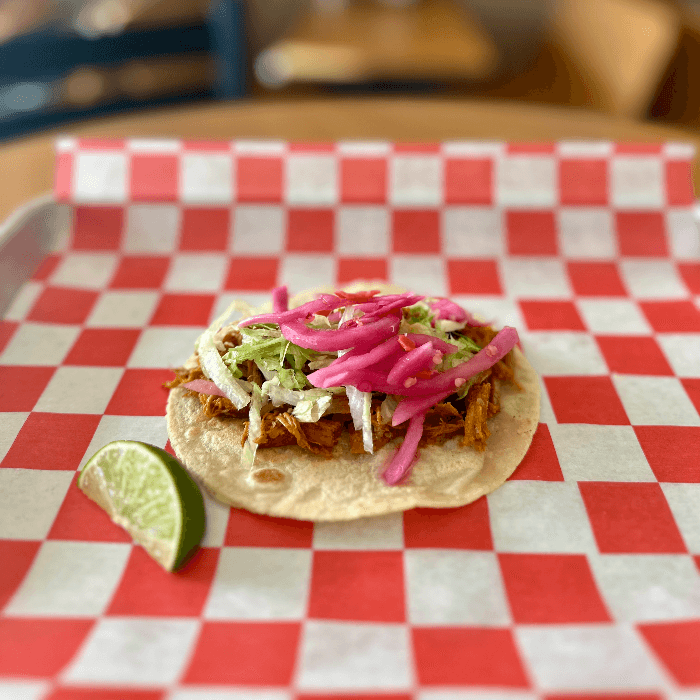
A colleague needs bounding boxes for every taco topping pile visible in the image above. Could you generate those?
[166,287,520,485]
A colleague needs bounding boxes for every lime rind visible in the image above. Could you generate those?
[78,441,205,571]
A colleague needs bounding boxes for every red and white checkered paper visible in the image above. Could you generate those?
[1,138,700,699]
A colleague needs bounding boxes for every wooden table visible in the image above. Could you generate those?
[2,97,699,223]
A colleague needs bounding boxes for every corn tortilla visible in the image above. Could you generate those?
[166,283,541,521]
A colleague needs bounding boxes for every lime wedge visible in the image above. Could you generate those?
[78,441,205,572]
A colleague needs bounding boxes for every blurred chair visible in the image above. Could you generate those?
[0,0,247,140]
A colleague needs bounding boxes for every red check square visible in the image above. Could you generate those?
[567,262,627,297]
[287,209,335,252]
[298,695,410,700]
[0,540,41,609]
[519,300,586,331]
[31,254,61,281]
[183,621,300,685]
[498,553,611,623]
[224,508,312,548]
[308,551,405,622]
[224,257,279,291]
[0,320,18,354]
[595,335,674,375]
[28,287,98,324]
[639,620,700,686]
[337,258,388,285]
[1,413,100,471]
[72,206,124,250]
[394,142,441,153]
[559,159,608,205]
[46,689,164,700]
[110,256,170,289]
[508,423,564,481]
[107,547,219,616]
[105,368,172,416]
[545,694,662,700]
[150,294,215,326]
[48,474,131,542]
[640,301,700,333]
[0,366,55,411]
[615,143,663,154]
[507,211,558,255]
[404,498,492,549]
[180,208,230,251]
[412,627,529,686]
[634,426,700,482]
[666,160,695,205]
[130,154,179,201]
[682,378,700,415]
[444,158,492,204]
[236,157,284,202]
[579,482,687,553]
[392,210,440,253]
[289,142,335,152]
[447,259,502,295]
[616,212,668,256]
[678,263,700,294]
[54,152,73,202]
[0,618,94,676]
[65,328,140,366]
[508,143,555,154]
[341,158,387,203]
[544,376,629,425]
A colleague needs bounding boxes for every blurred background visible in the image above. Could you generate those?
[4,0,700,140]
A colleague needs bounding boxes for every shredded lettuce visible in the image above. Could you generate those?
[242,384,264,466]
[293,394,333,422]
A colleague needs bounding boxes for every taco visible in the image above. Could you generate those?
[166,282,540,521]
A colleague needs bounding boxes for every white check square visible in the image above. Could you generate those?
[164,254,227,292]
[231,206,284,255]
[79,415,168,469]
[4,541,130,617]
[611,156,664,209]
[313,512,404,550]
[86,290,159,327]
[549,424,656,481]
[450,295,525,330]
[200,495,231,548]
[0,681,50,700]
[298,621,412,690]
[127,327,201,369]
[390,256,447,296]
[3,281,43,321]
[170,690,291,700]
[558,208,616,259]
[0,412,28,462]
[287,155,338,205]
[181,153,234,203]
[442,207,504,257]
[589,553,700,622]
[0,323,79,366]
[63,617,200,685]
[576,299,651,335]
[657,334,700,377]
[204,547,311,620]
[405,550,510,625]
[500,258,572,298]
[419,692,536,700]
[0,469,73,539]
[210,293,270,322]
[390,155,442,206]
[280,255,334,293]
[620,260,687,299]
[662,484,700,553]
[51,253,118,289]
[74,152,127,203]
[34,366,123,414]
[496,155,556,207]
[516,624,667,690]
[667,209,700,260]
[337,206,389,256]
[488,481,597,553]
[612,375,700,426]
[124,204,180,253]
[520,331,608,376]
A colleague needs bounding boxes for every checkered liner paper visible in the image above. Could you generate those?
[1,138,700,700]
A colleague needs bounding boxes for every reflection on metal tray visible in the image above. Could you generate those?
[0,196,70,317]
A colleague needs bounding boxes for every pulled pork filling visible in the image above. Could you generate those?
[166,325,516,457]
